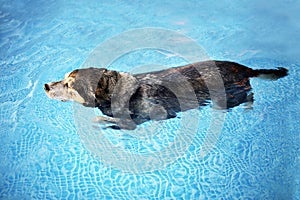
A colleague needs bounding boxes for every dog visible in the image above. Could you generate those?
[44,60,288,130]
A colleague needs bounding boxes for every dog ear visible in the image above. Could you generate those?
[95,69,121,101]
[68,69,79,78]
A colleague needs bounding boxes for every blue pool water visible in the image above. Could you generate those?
[1,0,300,199]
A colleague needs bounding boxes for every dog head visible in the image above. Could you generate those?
[44,68,116,107]
[44,69,84,103]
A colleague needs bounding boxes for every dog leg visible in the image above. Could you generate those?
[93,116,137,130]
[106,119,137,130]
[243,92,254,109]
[93,116,119,124]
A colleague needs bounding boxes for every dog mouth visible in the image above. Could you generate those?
[47,92,68,102]
[44,84,68,102]
[44,81,85,104]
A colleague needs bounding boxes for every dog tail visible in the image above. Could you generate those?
[251,67,288,80]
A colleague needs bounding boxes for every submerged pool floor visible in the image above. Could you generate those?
[1,0,300,199]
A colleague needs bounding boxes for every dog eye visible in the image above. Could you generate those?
[65,83,69,88]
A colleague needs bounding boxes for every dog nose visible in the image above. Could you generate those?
[44,84,50,91]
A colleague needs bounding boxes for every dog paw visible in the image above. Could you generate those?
[93,116,119,124]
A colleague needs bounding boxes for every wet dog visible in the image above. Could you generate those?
[44,60,288,130]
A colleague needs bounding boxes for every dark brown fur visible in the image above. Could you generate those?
[44,60,288,130]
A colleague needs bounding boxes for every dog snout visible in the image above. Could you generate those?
[44,84,50,91]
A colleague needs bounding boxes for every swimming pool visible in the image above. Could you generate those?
[1,0,299,199]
